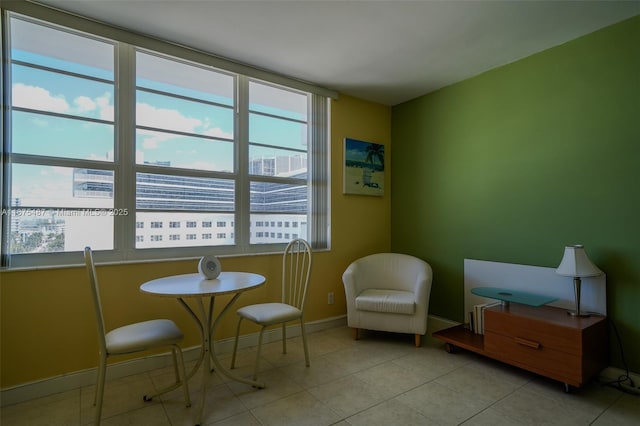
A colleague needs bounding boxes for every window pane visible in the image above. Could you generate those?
[249,113,307,149]
[250,213,307,244]
[11,165,114,208]
[11,16,114,80]
[13,110,113,161]
[249,81,307,121]
[250,182,307,213]
[136,130,234,172]
[136,90,233,138]
[12,64,114,121]
[137,51,234,106]
[136,212,234,248]
[136,173,235,211]
[249,146,307,178]
[4,16,117,257]
[7,208,113,253]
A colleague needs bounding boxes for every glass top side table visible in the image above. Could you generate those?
[471,287,558,307]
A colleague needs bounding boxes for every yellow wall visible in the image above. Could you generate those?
[0,94,391,389]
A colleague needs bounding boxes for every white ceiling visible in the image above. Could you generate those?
[35,0,639,106]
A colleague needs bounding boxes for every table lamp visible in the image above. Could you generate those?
[555,244,603,317]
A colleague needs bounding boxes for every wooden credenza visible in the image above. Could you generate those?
[433,303,608,391]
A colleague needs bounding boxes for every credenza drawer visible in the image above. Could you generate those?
[484,331,582,384]
[484,307,582,355]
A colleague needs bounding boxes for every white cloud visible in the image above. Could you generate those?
[12,83,69,113]
[202,116,232,139]
[74,96,96,112]
[73,93,114,120]
[96,93,113,120]
[136,103,232,150]
[137,102,201,133]
[203,127,233,139]
[138,129,174,149]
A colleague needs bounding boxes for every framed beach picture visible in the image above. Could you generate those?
[343,137,385,196]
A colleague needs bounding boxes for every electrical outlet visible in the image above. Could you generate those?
[328,292,334,305]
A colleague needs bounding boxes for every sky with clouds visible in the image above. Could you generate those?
[9,14,309,211]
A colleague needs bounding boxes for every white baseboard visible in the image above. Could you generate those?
[0,315,347,407]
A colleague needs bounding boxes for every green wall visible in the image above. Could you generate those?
[391,16,640,372]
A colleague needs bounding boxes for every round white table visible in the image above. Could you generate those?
[140,271,265,426]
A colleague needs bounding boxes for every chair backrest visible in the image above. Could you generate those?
[282,239,312,311]
[350,253,432,293]
[84,247,107,354]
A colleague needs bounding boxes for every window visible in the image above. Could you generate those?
[1,5,331,268]
[3,16,116,257]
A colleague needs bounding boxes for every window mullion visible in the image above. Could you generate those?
[236,76,250,250]
[114,43,136,256]
[1,11,9,266]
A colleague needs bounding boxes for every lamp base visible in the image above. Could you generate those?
[568,277,591,317]
[567,310,591,317]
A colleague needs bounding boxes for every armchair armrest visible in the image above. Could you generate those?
[342,263,360,313]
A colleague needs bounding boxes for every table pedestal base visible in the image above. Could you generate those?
[178,293,265,426]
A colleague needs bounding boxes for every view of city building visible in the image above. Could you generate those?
[8,155,308,253]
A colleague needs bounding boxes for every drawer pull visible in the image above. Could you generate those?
[514,337,541,349]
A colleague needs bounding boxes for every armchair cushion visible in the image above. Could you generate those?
[355,289,415,315]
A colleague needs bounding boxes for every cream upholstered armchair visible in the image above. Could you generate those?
[342,253,433,347]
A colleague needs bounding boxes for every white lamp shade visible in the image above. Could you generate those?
[556,244,603,277]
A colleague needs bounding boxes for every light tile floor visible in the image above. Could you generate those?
[2,326,639,425]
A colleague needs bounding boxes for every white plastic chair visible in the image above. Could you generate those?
[84,247,191,425]
[230,239,312,380]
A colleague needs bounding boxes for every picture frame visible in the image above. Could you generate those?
[343,137,385,196]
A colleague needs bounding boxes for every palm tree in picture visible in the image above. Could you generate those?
[363,143,384,188]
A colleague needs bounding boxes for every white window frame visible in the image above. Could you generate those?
[0,3,334,268]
